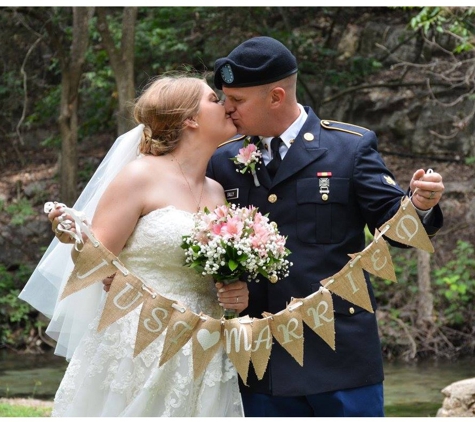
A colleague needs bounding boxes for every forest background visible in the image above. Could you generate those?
[0,6,474,364]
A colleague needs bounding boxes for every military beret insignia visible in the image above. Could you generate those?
[220,64,234,84]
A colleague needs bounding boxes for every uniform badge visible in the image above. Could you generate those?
[382,174,396,186]
[317,171,332,201]
[220,64,234,84]
[225,188,239,201]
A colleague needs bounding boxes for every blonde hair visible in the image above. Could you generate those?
[134,73,205,156]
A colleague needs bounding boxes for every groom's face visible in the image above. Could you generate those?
[222,85,272,137]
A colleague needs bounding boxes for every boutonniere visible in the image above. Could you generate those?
[230,137,262,187]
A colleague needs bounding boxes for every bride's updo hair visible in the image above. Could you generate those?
[134,73,205,156]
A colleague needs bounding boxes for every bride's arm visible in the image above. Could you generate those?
[90,160,147,256]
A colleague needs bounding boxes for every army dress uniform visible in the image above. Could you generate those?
[208,108,443,398]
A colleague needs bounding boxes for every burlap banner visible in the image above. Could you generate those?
[56,196,435,380]
[321,259,374,313]
[249,317,273,380]
[349,229,397,282]
[60,240,118,300]
[295,288,335,350]
[380,196,435,253]
[192,315,223,379]
[135,292,176,358]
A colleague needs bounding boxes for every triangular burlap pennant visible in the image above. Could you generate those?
[350,229,397,282]
[192,315,223,380]
[321,260,374,313]
[250,317,273,380]
[297,288,336,351]
[380,196,434,253]
[223,317,252,385]
[97,271,145,332]
[263,308,304,367]
[61,240,117,300]
[159,306,200,367]
[134,293,176,358]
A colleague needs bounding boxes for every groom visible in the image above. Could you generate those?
[207,36,445,417]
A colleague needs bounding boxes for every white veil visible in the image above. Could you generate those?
[19,124,145,360]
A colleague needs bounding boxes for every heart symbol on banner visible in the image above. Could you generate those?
[197,328,220,351]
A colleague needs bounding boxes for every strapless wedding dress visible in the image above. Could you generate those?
[52,206,243,417]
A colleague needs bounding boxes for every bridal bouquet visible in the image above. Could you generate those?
[181,203,292,317]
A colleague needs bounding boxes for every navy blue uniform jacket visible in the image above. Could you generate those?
[207,107,443,396]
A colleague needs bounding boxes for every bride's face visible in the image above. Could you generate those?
[194,83,237,143]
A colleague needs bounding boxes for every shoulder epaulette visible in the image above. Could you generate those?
[218,134,247,148]
[320,119,369,137]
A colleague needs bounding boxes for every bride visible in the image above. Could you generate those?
[19,73,248,417]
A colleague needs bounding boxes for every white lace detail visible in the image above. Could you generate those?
[52,207,243,417]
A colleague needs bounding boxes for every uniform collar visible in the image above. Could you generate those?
[260,103,307,150]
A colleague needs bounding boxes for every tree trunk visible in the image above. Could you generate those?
[58,7,95,204]
[416,249,434,326]
[96,7,138,137]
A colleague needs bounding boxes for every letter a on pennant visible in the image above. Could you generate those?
[250,317,273,380]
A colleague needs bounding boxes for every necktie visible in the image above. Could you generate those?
[267,137,282,178]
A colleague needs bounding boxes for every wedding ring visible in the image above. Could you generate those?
[429,191,435,200]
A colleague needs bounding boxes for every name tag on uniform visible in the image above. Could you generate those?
[225,188,239,201]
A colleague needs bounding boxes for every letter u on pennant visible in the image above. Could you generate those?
[97,271,145,332]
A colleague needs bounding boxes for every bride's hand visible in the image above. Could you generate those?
[48,203,76,244]
[215,280,249,313]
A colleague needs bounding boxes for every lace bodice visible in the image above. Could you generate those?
[119,206,221,318]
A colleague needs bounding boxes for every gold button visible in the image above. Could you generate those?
[349,307,355,314]
[303,132,314,141]
[268,194,277,203]
[322,193,328,201]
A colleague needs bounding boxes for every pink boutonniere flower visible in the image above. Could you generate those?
[231,137,262,187]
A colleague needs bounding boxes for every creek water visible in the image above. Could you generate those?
[0,349,473,416]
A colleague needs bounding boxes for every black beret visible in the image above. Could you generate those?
[213,36,298,90]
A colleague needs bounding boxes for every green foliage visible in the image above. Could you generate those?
[0,264,38,348]
[371,248,419,305]
[1,198,34,226]
[409,7,475,53]
[465,156,475,165]
[433,240,475,326]
[28,85,62,132]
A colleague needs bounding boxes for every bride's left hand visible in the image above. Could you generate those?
[215,280,249,314]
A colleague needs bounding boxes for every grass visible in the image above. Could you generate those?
[385,401,441,417]
[0,400,442,417]
[0,402,52,417]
